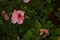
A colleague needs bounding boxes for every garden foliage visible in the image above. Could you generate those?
[0,0,60,40]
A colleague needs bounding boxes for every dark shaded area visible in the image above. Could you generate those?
[49,0,60,27]
[49,13,59,26]
[55,0,60,11]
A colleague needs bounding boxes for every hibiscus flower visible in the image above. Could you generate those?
[40,29,49,38]
[23,0,30,3]
[11,10,25,24]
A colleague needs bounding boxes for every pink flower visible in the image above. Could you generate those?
[23,0,30,3]
[11,10,25,24]
[40,29,49,38]
[1,10,9,21]
[4,14,9,21]
[1,10,6,15]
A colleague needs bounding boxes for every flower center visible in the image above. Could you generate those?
[18,14,21,18]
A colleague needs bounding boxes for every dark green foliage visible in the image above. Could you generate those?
[0,0,60,40]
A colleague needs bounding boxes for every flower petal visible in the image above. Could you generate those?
[17,17,24,24]
[17,10,25,16]
[11,16,18,24]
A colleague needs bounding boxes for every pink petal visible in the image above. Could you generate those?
[11,10,18,24]
[23,0,30,3]
[4,14,9,20]
[11,16,18,24]
[1,10,6,15]
[17,17,24,24]
[40,32,43,35]
[12,10,17,16]
[17,10,25,16]
[40,29,49,35]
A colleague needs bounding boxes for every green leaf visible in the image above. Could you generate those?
[34,19,41,30]
[26,30,33,38]
[46,0,52,4]
[40,16,47,25]
[56,28,60,35]
[55,12,60,20]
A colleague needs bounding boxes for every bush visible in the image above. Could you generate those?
[0,0,60,40]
